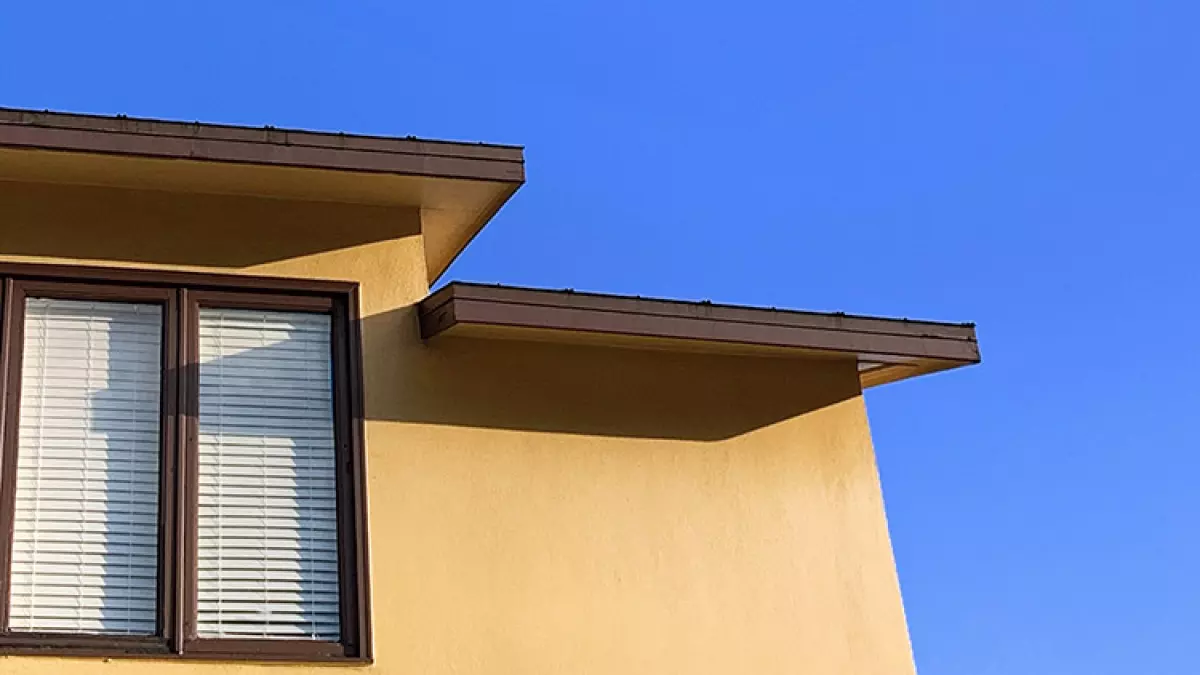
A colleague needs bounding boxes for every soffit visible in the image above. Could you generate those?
[0,108,524,282]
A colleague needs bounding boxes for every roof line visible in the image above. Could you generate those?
[437,281,976,330]
[0,107,525,184]
[418,282,981,390]
[0,107,524,152]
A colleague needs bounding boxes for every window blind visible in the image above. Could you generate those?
[196,308,340,640]
[9,298,163,635]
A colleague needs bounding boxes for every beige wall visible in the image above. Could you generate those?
[0,178,916,674]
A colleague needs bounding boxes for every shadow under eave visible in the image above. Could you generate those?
[359,306,863,442]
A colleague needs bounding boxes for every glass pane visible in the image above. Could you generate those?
[10,298,162,635]
[195,307,340,640]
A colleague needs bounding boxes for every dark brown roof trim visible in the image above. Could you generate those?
[419,283,980,389]
[0,107,524,183]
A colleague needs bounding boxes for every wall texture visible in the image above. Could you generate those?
[0,178,916,674]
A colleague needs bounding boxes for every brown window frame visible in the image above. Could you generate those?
[0,263,370,662]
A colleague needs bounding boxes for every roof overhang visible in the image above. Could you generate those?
[0,108,524,282]
[419,283,980,389]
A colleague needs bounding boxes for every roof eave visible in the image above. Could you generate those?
[0,107,525,283]
[419,283,981,390]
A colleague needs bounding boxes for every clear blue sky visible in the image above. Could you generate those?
[3,2,1198,673]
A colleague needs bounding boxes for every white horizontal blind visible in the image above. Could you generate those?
[196,308,340,640]
[10,298,163,635]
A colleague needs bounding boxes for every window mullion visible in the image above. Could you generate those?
[162,287,186,653]
[180,288,200,648]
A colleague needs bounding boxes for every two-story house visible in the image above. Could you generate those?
[0,107,979,674]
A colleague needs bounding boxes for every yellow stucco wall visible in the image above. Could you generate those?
[0,179,916,674]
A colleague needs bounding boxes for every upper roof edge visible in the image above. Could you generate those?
[434,281,978,339]
[0,106,525,175]
[420,281,982,373]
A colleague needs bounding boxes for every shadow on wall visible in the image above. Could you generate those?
[0,180,420,268]
[360,306,863,442]
[0,178,860,444]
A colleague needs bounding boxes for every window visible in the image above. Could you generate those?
[0,266,369,661]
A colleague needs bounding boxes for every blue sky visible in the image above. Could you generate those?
[3,2,1198,672]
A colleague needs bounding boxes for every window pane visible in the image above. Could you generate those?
[10,298,162,635]
[196,308,340,640]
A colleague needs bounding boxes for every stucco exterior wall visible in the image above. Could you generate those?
[0,178,916,674]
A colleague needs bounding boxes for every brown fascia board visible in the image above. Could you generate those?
[419,283,981,389]
[0,107,525,183]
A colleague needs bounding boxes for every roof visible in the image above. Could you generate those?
[0,107,524,282]
[419,283,980,389]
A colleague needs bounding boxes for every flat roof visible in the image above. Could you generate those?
[0,107,524,282]
[419,283,980,389]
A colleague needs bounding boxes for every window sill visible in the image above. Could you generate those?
[0,634,371,664]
